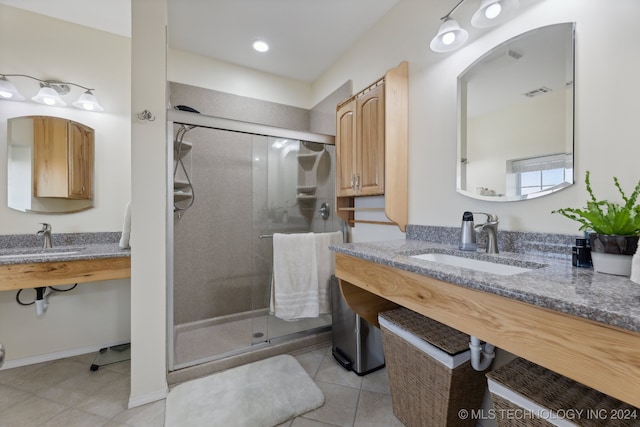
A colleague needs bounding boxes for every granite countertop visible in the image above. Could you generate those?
[330,238,640,334]
[0,243,130,266]
[0,232,130,266]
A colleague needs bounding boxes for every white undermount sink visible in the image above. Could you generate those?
[411,253,535,276]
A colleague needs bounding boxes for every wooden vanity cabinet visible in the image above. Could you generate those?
[336,82,385,197]
[33,116,94,200]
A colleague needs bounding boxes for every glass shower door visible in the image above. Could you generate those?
[251,137,334,345]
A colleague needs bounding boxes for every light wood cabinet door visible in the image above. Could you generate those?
[68,121,94,199]
[336,99,357,197]
[336,83,385,197]
[356,83,384,196]
[33,117,69,198]
[33,117,94,200]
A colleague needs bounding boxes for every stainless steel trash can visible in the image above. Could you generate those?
[331,275,385,375]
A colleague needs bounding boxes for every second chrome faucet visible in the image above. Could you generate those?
[37,223,53,249]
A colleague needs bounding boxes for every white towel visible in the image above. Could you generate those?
[315,231,343,314]
[631,244,640,284]
[272,233,319,320]
[119,201,131,249]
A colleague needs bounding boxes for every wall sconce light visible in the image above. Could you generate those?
[0,74,104,112]
[430,0,520,53]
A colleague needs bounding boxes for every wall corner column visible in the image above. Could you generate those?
[129,0,169,407]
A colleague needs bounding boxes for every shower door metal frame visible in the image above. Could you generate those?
[166,109,334,372]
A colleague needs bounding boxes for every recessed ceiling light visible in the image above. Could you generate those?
[252,40,269,53]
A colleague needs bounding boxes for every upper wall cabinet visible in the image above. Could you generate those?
[336,81,385,197]
[8,116,95,214]
[335,61,408,231]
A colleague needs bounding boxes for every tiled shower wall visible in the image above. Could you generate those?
[170,82,351,325]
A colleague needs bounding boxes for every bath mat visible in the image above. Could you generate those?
[165,354,325,427]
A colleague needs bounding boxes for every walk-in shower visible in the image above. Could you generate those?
[167,109,340,372]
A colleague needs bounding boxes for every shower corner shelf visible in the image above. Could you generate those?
[296,194,317,201]
[174,179,190,189]
[174,140,192,158]
[174,190,193,202]
[174,180,193,202]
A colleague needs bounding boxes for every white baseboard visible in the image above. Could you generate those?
[128,387,168,408]
[0,339,130,370]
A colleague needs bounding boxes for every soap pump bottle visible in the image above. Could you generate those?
[459,211,477,251]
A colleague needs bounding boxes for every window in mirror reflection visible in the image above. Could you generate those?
[457,22,575,202]
[508,153,573,196]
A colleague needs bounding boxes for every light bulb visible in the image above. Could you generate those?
[442,32,456,46]
[485,3,502,19]
[72,90,104,112]
[32,86,66,107]
[0,91,12,98]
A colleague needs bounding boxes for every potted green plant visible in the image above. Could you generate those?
[552,171,640,276]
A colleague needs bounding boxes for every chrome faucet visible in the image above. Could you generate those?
[37,223,53,249]
[473,212,499,254]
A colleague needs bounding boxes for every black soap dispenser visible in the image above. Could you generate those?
[572,238,593,268]
[459,211,477,251]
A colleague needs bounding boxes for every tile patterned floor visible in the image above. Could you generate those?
[0,345,403,426]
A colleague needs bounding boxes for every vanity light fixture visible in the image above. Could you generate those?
[471,0,519,28]
[32,85,67,107]
[430,0,469,53]
[0,73,104,112]
[430,0,520,53]
[0,76,25,100]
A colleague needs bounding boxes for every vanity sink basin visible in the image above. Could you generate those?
[411,253,536,276]
[0,247,83,260]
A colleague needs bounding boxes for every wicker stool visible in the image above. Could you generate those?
[379,308,487,427]
[487,357,639,427]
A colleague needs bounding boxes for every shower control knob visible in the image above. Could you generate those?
[319,202,330,220]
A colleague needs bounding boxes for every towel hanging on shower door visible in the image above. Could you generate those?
[271,233,319,320]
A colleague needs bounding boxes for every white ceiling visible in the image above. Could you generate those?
[0,0,399,83]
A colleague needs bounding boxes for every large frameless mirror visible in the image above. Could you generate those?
[457,23,575,202]
[7,115,94,213]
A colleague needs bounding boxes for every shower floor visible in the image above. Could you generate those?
[173,310,331,369]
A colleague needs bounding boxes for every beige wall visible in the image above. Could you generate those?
[311,0,640,234]
[0,5,131,366]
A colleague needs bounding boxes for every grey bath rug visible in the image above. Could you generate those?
[165,354,325,427]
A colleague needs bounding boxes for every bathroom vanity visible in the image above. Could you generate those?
[0,235,130,291]
[330,228,640,408]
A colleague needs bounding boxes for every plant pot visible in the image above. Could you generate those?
[588,234,639,276]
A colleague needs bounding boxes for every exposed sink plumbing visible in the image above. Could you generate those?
[469,336,495,371]
[16,284,78,317]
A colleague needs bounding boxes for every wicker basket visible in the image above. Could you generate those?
[379,308,487,427]
[487,357,639,427]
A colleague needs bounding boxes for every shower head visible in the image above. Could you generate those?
[175,105,200,114]
[174,105,200,136]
